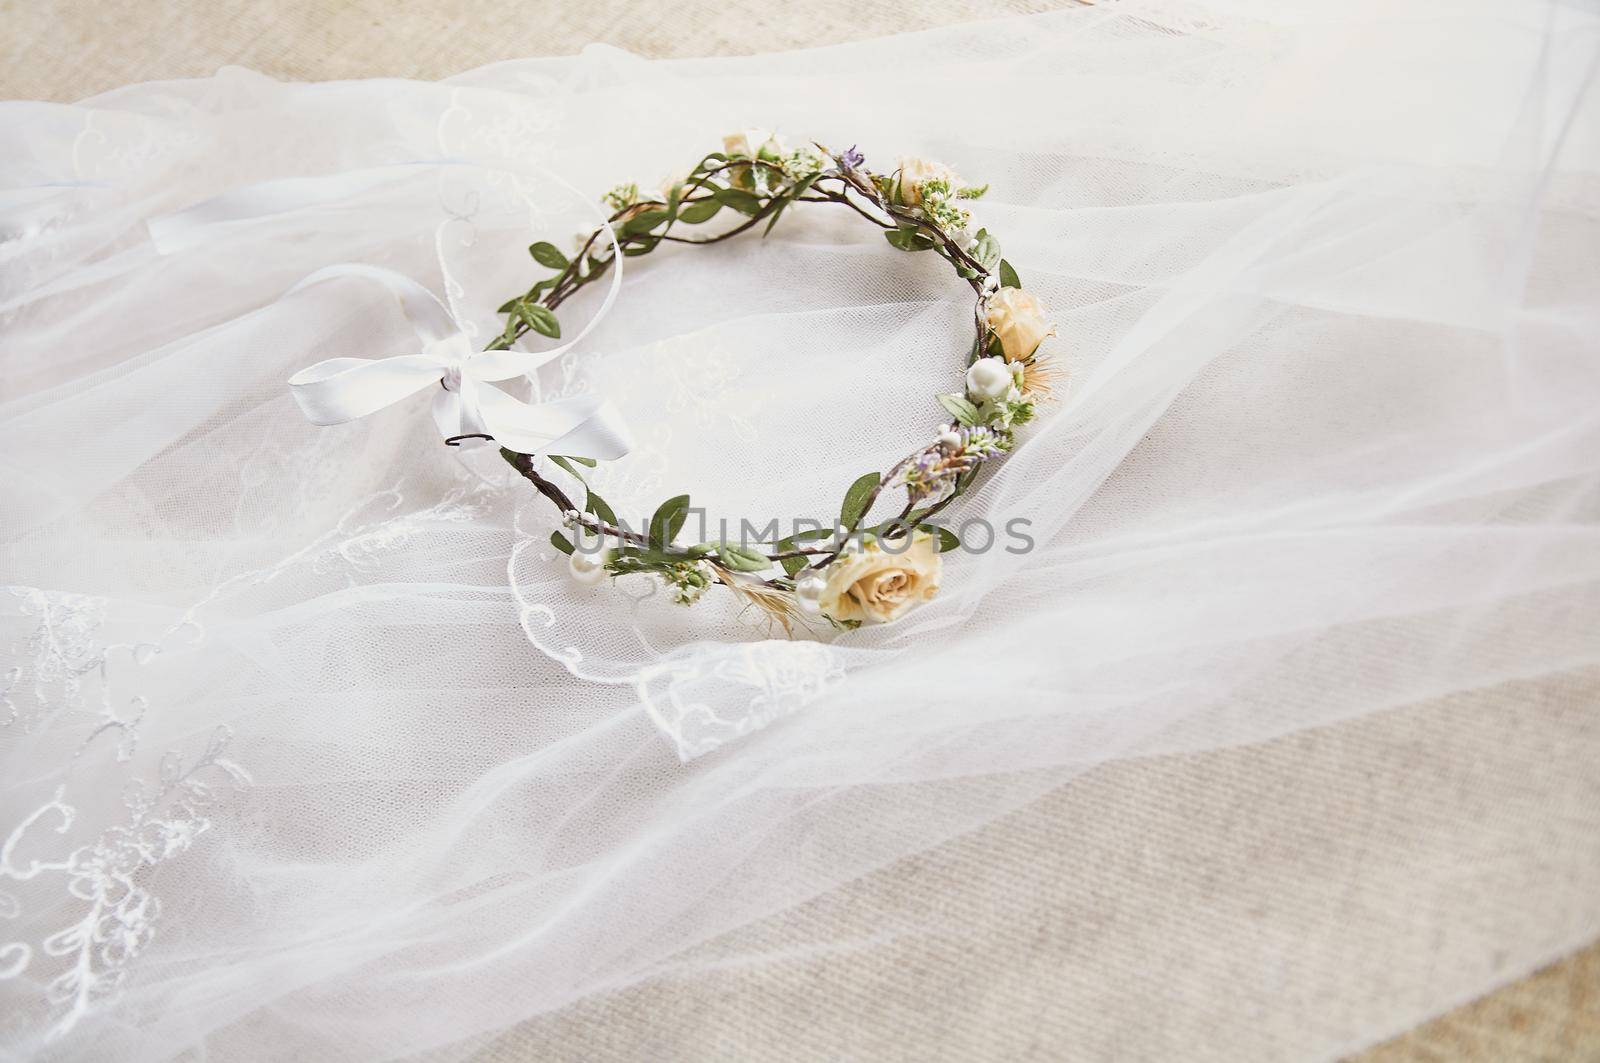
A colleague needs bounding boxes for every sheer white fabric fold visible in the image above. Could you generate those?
[2,1,1598,1059]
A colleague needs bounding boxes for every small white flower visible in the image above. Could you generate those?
[965,357,1014,402]
[602,182,641,212]
[780,144,828,182]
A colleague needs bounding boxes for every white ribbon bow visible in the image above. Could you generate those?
[147,161,633,459]
[283,264,632,458]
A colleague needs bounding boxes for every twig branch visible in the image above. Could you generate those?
[492,150,1005,590]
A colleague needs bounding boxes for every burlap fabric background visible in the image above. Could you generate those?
[4,1,1598,1059]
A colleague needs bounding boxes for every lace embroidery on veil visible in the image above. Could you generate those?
[0,476,497,1037]
[0,589,248,1039]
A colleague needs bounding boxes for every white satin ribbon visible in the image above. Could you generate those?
[146,161,633,459]
[281,264,631,458]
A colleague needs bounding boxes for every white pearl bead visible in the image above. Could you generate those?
[938,430,961,448]
[567,550,607,586]
[796,596,822,616]
[794,573,826,602]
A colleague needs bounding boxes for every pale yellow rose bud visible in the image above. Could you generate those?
[896,157,961,207]
[723,128,784,160]
[985,287,1057,361]
[659,169,692,202]
[723,129,785,190]
[816,534,943,624]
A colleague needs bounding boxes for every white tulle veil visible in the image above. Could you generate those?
[3,0,1599,1058]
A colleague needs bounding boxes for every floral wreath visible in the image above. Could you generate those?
[287,132,1061,632]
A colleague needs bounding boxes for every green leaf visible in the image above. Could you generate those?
[761,192,794,236]
[548,455,583,480]
[498,279,554,315]
[607,544,694,576]
[885,227,936,252]
[528,241,570,271]
[679,199,722,224]
[622,209,672,236]
[927,525,961,552]
[519,302,561,339]
[937,393,981,426]
[998,259,1022,290]
[773,538,807,577]
[717,543,771,573]
[584,489,617,527]
[713,187,763,215]
[622,238,660,257]
[649,494,692,546]
[839,472,881,532]
[550,530,574,555]
[762,174,818,237]
[773,528,838,576]
[568,455,597,467]
[973,228,1001,272]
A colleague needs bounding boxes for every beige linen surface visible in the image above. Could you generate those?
[4,1,1597,1059]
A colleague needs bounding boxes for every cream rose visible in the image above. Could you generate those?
[723,128,784,160]
[816,534,943,624]
[985,287,1057,361]
[896,156,961,207]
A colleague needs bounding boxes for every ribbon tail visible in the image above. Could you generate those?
[289,354,445,426]
[473,386,634,459]
[431,387,464,442]
[536,399,633,460]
